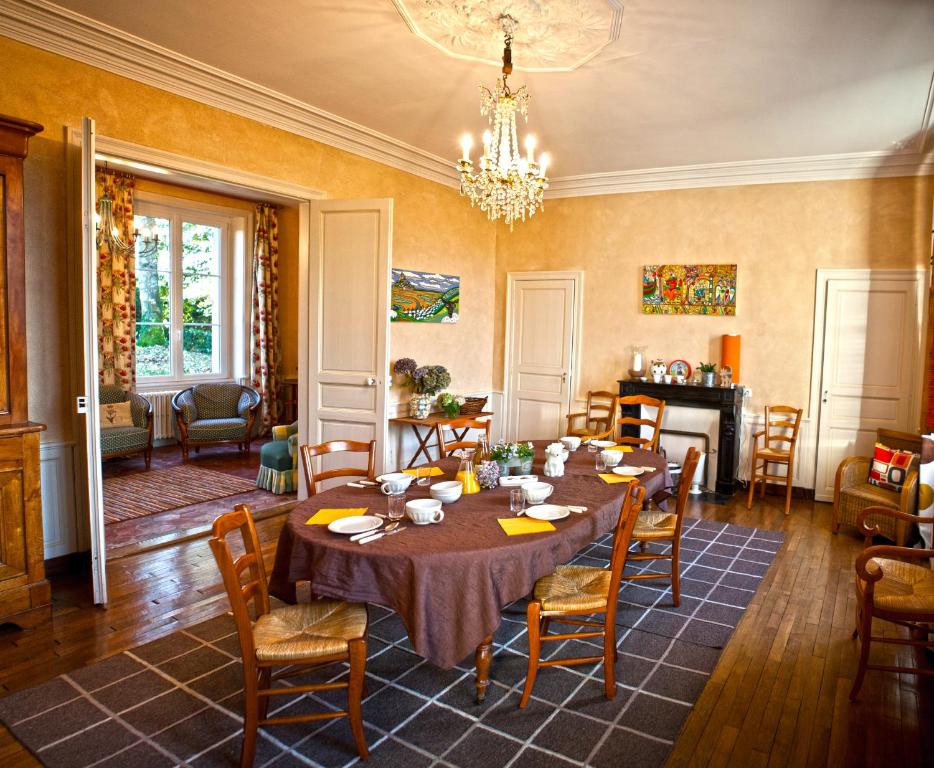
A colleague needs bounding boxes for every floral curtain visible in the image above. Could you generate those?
[251,203,281,433]
[96,170,137,389]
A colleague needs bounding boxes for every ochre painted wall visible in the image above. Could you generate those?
[0,36,496,443]
[494,177,933,419]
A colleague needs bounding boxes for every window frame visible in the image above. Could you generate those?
[132,191,249,390]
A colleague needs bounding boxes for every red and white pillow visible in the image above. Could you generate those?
[868,442,916,491]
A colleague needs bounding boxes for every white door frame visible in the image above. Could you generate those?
[67,128,323,603]
[502,270,584,440]
[809,267,929,493]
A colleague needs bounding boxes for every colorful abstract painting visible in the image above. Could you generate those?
[391,268,460,323]
[642,264,737,315]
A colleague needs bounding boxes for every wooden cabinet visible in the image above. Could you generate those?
[0,115,50,630]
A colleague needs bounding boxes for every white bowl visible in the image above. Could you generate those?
[405,498,444,525]
[601,450,623,468]
[591,440,617,449]
[429,480,463,504]
[378,472,414,494]
[560,436,582,452]
[522,481,554,505]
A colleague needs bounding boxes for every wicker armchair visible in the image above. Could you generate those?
[99,385,153,468]
[172,383,261,460]
[832,429,921,546]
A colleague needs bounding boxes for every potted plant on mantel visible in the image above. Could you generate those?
[393,358,452,419]
[698,362,717,387]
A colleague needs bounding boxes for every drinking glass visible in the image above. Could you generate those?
[595,452,607,472]
[587,440,598,453]
[416,466,432,486]
[387,491,406,521]
[509,488,525,514]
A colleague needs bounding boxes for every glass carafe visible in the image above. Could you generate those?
[475,433,491,463]
[455,449,480,494]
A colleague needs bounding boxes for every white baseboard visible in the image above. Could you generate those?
[39,440,80,559]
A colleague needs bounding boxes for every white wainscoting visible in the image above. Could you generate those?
[385,391,504,471]
[39,441,81,559]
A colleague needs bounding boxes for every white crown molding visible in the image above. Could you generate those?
[1,0,931,201]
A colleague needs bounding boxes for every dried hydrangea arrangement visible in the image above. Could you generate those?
[475,460,502,490]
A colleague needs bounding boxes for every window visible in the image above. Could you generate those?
[134,197,245,385]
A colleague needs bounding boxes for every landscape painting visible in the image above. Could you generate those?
[390,268,460,323]
[642,264,737,315]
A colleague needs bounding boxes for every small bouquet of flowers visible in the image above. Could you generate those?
[393,357,451,396]
[475,460,502,490]
[437,392,466,417]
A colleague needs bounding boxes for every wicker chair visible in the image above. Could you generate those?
[832,429,921,546]
[172,383,261,460]
[99,385,153,468]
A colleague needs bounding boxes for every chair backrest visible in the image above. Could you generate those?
[208,504,270,662]
[616,395,665,451]
[607,481,647,598]
[99,384,128,405]
[764,405,802,449]
[192,383,247,420]
[584,391,621,432]
[436,417,492,457]
[876,428,921,454]
[300,439,377,496]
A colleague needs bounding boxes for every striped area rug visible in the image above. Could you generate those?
[103,465,258,524]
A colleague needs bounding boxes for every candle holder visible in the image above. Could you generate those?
[628,344,647,380]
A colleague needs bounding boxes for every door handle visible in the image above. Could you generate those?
[822,390,829,404]
[561,372,567,384]
[366,377,377,387]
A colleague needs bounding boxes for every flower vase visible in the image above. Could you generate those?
[410,394,432,419]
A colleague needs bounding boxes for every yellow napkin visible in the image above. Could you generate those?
[598,473,636,484]
[498,517,556,536]
[402,467,445,477]
[605,446,634,453]
[306,508,368,525]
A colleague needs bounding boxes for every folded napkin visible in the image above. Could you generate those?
[306,508,368,525]
[498,517,556,536]
[402,467,445,477]
[598,473,636,484]
[605,446,634,453]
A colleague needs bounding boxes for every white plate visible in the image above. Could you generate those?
[499,475,538,487]
[613,466,645,477]
[590,440,617,449]
[525,504,570,521]
[327,516,383,535]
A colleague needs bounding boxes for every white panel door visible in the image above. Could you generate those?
[303,200,391,495]
[814,275,924,501]
[505,276,578,441]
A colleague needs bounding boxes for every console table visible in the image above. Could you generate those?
[617,380,745,495]
[390,412,493,468]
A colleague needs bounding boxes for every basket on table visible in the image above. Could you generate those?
[459,396,488,415]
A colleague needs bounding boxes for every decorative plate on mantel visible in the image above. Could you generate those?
[668,360,692,378]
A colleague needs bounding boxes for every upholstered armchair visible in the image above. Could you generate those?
[100,385,153,468]
[256,421,298,494]
[172,383,261,460]
[832,429,921,546]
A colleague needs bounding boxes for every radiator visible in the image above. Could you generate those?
[145,390,179,441]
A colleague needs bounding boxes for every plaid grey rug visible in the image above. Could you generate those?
[0,518,782,768]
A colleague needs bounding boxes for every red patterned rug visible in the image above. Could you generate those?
[103,465,257,524]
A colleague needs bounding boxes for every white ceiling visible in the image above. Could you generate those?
[14,0,934,185]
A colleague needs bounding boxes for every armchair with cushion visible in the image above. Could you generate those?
[172,383,261,461]
[832,428,921,546]
[100,385,153,468]
[256,422,298,494]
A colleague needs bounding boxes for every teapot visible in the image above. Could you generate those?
[650,359,667,383]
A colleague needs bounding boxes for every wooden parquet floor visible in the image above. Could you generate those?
[0,494,930,767]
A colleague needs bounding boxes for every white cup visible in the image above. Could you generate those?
[560,436,582,452]
[664,374,672,384]
[380,472,413,495]
[522,481,554,505]
[405,498,445,525]
[601,449,623,468]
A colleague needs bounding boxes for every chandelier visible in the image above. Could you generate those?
[96,188,159,257]
[457,15,549,229]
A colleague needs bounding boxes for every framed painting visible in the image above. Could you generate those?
[642,264,737,315]
[391,268,460,323]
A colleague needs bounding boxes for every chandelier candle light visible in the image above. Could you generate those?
[457,15,549,229]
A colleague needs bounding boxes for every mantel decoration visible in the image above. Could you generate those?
[698,361,717,387]
[394,358,452,418]
[490,440,534,476]
[456,14,550,229]
[642,264,737,316]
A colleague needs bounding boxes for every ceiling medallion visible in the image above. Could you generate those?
[393,0,623,72]
[456,15,549,229]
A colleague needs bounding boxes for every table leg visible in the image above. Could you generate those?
[405,425,435,469]
[475,634,493,703]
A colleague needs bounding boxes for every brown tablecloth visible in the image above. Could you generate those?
[268,442,670,668]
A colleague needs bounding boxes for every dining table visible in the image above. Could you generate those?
[268,440,671,703]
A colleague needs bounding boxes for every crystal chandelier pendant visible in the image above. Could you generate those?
[456,16,550,230]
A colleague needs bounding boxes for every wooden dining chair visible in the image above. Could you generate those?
[620,447,700,607]
[746,405,802,515]
[565,391,621,438]
[610,395,666,451]
[209,505,369,767]
[435,417,492,457]
[520,481,646,707]
[300,439,376,496]
[850,506,934,700]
